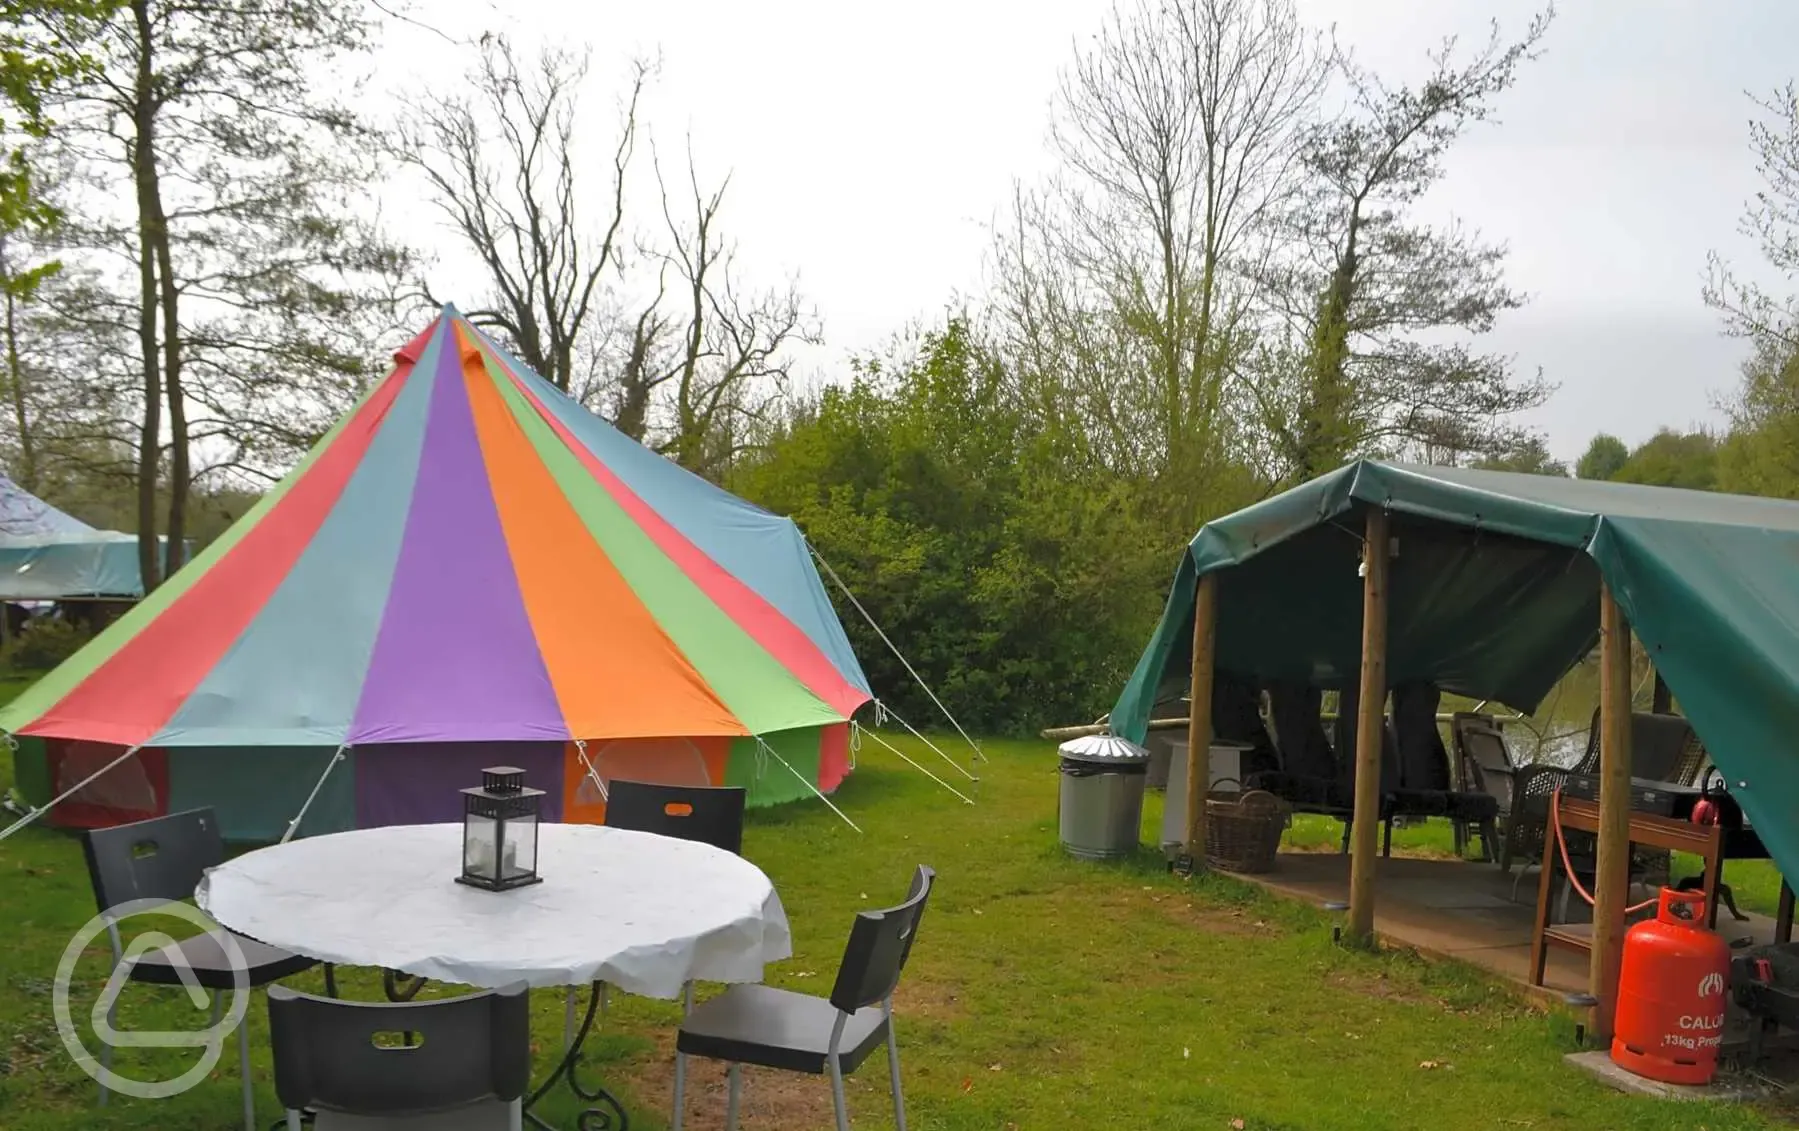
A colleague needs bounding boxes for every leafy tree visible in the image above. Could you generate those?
[1473,435,1566,477]
[734,318,1175,734]
[1262,12,1554,478]
[1575,432,1628,481]
[1613,429,1719,492]
[24,0,409,588]
[1709,85,1799,498]
[992,0,1324,495]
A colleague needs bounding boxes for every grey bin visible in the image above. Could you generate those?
[1056,736,1150,860]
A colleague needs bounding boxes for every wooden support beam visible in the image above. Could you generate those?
[1183,572,1219,861]
[1590,582,1634,1042]
[1346,508,1390,946]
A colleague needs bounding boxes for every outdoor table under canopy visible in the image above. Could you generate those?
[1111,459,1799,1041]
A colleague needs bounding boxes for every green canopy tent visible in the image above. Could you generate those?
[1114,461,1799,985]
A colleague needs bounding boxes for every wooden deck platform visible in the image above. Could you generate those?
[1232,851,1782,1002]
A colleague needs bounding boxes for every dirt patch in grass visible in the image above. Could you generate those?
[620,1031,887,1131]
[1325,969,1434,1006]
[1126,886,1283,937]
[895,976,966,1021]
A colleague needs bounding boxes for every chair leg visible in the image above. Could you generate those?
[237,996,255,1131]
[507,1097,523,1131]
[98,988,116,1106]
[1382,818,1393,858]
[287,1110,305,1131]
[828,1054,851,1131]
[671,981,695,1131]
[887,1025,908,1131]
[1510,864,1531,903]
[725,1063,743,1131]
[322,963,339,998]
[564,987,578,1051]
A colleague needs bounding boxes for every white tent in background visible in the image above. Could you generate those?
[0,475,164,600]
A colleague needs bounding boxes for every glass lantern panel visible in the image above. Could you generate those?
[501,813,538,880]
[464,812,499,881]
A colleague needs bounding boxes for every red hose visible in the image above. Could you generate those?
[1548,787,1659,915]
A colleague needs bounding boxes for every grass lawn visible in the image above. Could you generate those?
[2,732,1794,1130]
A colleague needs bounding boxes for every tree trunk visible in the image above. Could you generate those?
[0,239,36,491]
[130,0,162,593]
[154,213,186,579]
[1296,206,1362,479]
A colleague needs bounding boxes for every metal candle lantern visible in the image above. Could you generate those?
[457,766,545,891]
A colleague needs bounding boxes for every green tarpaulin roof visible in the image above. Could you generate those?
[1113,460,1799,883]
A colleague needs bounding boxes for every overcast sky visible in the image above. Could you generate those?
[370,1,1799,462]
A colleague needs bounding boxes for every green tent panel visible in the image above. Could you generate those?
[725,726,828,809]
[1113,460,1799,886]
[10,735,50,808]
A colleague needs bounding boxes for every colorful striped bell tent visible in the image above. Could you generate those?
[1,306,873,840]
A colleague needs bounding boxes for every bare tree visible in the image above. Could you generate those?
[405,36,812,478]
[993,0,1324,497]
[402,34,643,395]
[651,151,815,477]
[1260,11,1555,478]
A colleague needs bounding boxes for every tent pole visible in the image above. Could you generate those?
[1346,508,1390,947]
[1183,572,1219,864]
[1591,582,1634,1042]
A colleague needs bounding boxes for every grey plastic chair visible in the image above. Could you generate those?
[80,807,320,1131]
[602,780,750,1065]
[604,779,747,855]
[672,865,935,1131]
[267,982,531,1131]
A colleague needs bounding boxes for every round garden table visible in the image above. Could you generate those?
[197,822,792,1130]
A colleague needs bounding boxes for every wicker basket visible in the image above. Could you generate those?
[1204,786,1290,874]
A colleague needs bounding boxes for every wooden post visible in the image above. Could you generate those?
[1183,572,1219,862]
[1590,582,1634,1042]
[1346,508,1390,946]
[1778,880,1794,946]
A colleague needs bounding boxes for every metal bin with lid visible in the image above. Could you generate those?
[1057,735,1150,860]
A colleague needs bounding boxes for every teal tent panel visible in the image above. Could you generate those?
[1595,516,1799,889]
[1113,470,1603,744]
[1112,459,1799,886]
[152,322,446,747]
[0,536,175,599]
[166,746,354,842]
[725,727,822,809]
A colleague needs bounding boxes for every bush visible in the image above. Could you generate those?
[1,615,93,672]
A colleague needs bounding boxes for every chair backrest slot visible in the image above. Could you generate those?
[82,808,225,914]
[830,865,936,1014]
[268,983,531,1116]
[604,780,746,856]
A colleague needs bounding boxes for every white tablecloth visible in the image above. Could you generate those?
[196,823,791,998]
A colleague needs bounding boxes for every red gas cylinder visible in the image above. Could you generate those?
[1611,887,1731,1086]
